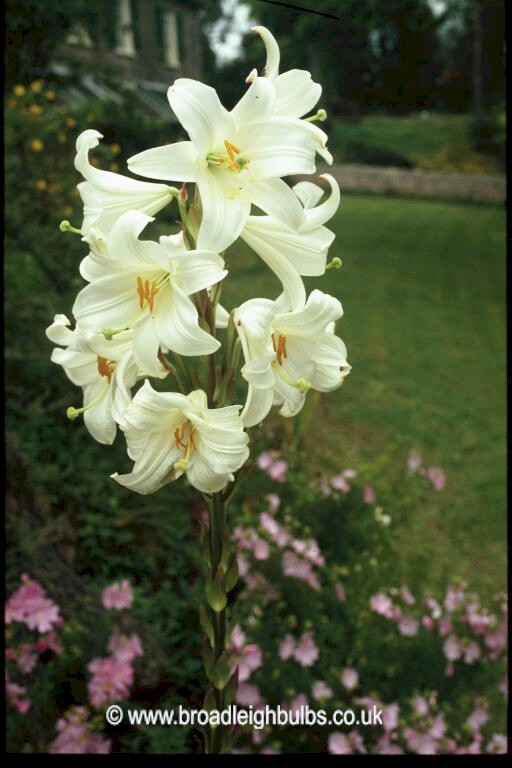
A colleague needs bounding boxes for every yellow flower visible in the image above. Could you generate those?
[109,162,119,172]
[63,205,73,217]
[86,113,95,122]
[29,104,43,116]
[66,117,77,128]
[45,90,56,101]
[7,97,16,109]
[36,179,48,190]
[30,138,44,152]
[57,133,67,144]
[14,84,26,96]
[110,143,121,156]
[30,80,44,93]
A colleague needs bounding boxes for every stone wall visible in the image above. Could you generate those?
[307,164,506,204]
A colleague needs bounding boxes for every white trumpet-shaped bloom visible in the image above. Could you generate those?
[113,381,250,494]
[241,173,340,310]
[234,290,351,427]
[73,210,226,374]
[75,129,176,235]
[128,77,316,252]
[46,314,166,444]
[247,26,333,165]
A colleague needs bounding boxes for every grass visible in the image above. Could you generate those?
[329,113,504,175]
[223,194,507,595]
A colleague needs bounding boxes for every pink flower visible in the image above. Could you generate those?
[50,707,111,754]
[484,624,507,654]
[498,677,508,699]
[252,535,270,561]
[400,585,415,605]
[403,727,439,755]
[288,693,308,714]
[363,485,376,504]
[257,452,288,482]
[438,617,453,637]
[257,451,274,470]
[426,466,446,491]
[6,675,31,714]
[370,593,394,618]
[428,713,446,740]
[382,703,399,732]
[293,631,319,667]
[16,644,38,674]
[328,732,352,755]
[281,551,320,590]
[279,634,296,661]
[407,449,422,472]
[6,574,61,633]
[444,663,454,677]
[399,615,419,637]
[330,474,350,493]
[422,616,434,630]
[443,635,462,661]
[107,632,143,664]
[87,657,134,708]
[487,734,507,754]
[335,582,346,603]
[312,680,333,701]
[229,627,263,682]
[411,696,429,717]
[259,513,290,548]
[343,468,358,480]
[101,580,133,610]
[444,584,465,612]
[463,641,481,664]
[266,493,280,511]
[376,734,404,754]
[36,631,62,655]
[340,667,359,691]
[236,683,263,708]
[466,702,489,732]
[267,459,288,483]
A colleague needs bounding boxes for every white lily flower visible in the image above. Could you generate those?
[234,290,350,427]
[75,129,177,235]
[73,210,226,373]
[241,173,340,309]
[127,77,316,252]
[248,26,333,165]
[46,315,166,444]
[112,381,250,494]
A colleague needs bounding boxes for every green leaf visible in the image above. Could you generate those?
[205,568,227,612]
[211,651,232,690]
[199,603,215,648]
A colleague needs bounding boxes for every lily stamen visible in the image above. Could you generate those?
[271,361,311,393]
[66,382,110,420]
[304,108,327,123]
[173,420,197,471]
[102,274,168,339]
[97,356,115,383]
[272,333,288,366]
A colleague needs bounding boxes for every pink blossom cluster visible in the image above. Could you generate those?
[5,574,62,633]
[229,625,263,683]
[101,579,133,610]
[50,707,111,754]
[326,691,507,755]
[279,630,319,667]
[5,674,31,714]
[257,451,288,483]
[88,630,143,708]
[369,584,507,678]
[407,449,446,491]
[234,500,325,593]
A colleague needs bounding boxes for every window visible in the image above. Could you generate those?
[115,0,136,57]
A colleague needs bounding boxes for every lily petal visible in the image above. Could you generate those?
[249,178,305,231]
[128,141,198,182]
[273,70,322,118]
[276,289,343,336]
[196,171,250,252]
[168,79,235,155]
[154,284,220,356]
[252,26,280,80]
[231,76,276,127]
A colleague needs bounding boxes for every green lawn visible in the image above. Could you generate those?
[223,195,507,595]
[329,114,504,175]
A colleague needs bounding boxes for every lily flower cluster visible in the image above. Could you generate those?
[46,26,350,496]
